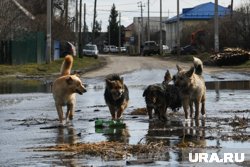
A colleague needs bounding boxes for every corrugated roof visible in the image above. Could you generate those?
[166,2,230,23]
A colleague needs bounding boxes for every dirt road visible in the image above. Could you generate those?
[82,54,237,78]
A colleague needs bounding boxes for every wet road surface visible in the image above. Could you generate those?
[0,68,250,166]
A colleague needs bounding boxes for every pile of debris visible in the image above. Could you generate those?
[31,141,165,160]
[205,48,250,66]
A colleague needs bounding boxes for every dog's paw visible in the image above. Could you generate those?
[58,122,64,127]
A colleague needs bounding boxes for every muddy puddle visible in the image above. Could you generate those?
[0,69,250,166]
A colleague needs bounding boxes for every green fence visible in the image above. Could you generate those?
[0,32,46,65]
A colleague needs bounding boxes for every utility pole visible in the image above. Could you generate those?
[46,0,52,64]
[138,1,145,49]
[147,0,150,41]
[64,0,68,26]
[79,0,82,57]
[177,0,180,57]
[75,0,78,57]
[83,3,86,46]
[137,21,141,55]
[160,0,162,56]
[108,18,110,46]
[214,0,219,53]
[230,0,234,18]
[92,0,97,43]
[119,12,121,54]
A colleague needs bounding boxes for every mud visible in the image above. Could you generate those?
[0,67,250,166]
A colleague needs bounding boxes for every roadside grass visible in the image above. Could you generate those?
[0,57,101,76]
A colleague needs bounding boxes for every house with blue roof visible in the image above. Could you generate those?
[165,2,230,49]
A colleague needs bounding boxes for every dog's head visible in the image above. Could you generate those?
[163,70,172,85]
[106,78,125,100]
[66,75,87,95]
[174,65,194,88]
[143,85,165,106]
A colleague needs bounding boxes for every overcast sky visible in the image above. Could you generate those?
[78,0,246,32]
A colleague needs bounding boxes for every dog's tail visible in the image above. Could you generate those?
[193,57,203,75]
[60,55,73,76]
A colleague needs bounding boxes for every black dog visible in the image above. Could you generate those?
[143,70,182,120]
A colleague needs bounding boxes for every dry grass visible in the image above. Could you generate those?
[32,141,165,160]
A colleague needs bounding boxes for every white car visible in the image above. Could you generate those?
[103,45,118,53]
[83,44,98,58]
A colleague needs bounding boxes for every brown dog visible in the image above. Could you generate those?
[174,57,206,119]
[52,55,87,124]
[104,74,129,120]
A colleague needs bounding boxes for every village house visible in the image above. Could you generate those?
[165,2,230,49]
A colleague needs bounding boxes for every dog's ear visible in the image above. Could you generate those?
[176,65,183,72]
[120,77,124,84]
[106,79,114,87]
[164,70,172,83]
[66,76,74,84]
[186,67,194,78]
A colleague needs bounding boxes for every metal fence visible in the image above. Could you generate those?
[0,32,46,65]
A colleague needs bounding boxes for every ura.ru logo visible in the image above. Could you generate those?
[189,153,245,163]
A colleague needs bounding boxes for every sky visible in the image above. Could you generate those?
[76,0,246,32]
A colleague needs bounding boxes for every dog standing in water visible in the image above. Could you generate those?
[174,57,206,119]
[52,55,87,124]
[104,74,129,120]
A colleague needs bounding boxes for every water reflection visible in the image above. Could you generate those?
[56,125,77,145]
[206,80,250,90]
[0,79,51,94]
[146,119,206,162]
[95,126,130,143]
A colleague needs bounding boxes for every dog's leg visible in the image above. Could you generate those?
[201,95,206,117]
[194,100,200,119]
[117,101,128,119]
[147,106,153,119]
[182,97,189,119]
[56,104,64,124]
[108,105,116,120]
[201,101,206,117]
[159,104,168,121]
[189,101,194,118]
[66,103,74,122]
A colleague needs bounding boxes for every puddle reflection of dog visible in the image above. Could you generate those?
[104,74,129,120]
[174,57,206,119]
[52,55,87,124]
[143,70,182,121]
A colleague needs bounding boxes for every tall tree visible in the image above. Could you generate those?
[108,4,119,46]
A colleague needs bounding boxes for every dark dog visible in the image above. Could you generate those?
[174,57,206,119]
[143,83,168,120]
[104,74,129,120]
[143,70,182,120]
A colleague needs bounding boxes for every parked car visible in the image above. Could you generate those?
[109,45,119,53]
[162,45,170,53]
[83,44,98,58]
[142,41,160,56]
[171,45,197,55]
[103,45,119,53]
[103,45,110,53]
[120,47,127,53]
